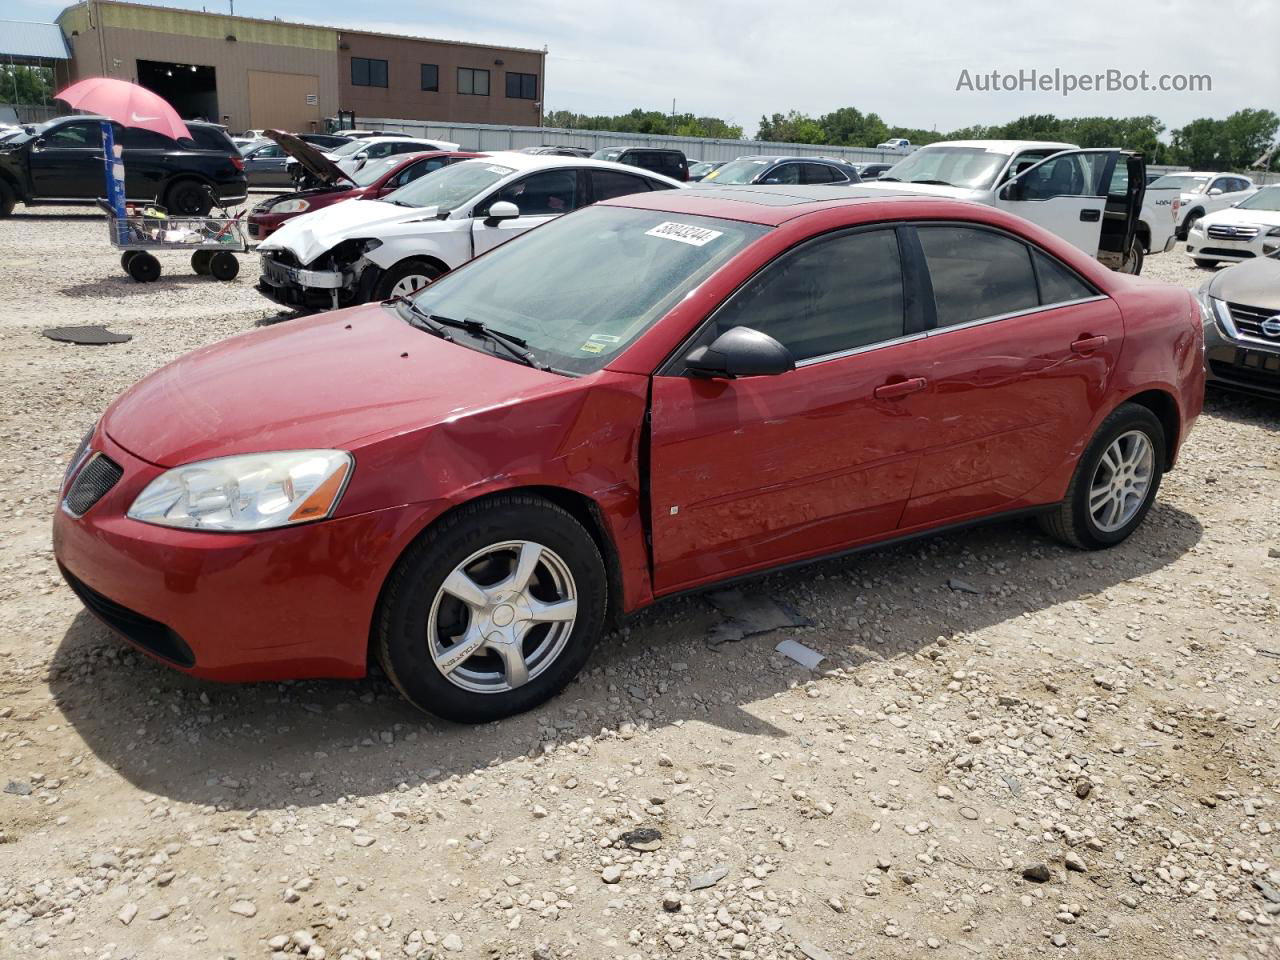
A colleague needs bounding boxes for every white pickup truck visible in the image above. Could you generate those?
[866,139,1176,274]
[1148,171,1258,239]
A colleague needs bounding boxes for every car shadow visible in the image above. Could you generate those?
[255,308,312,327]
[1204,386,1280,431]
[59,274,231,297]
[10,211,104,221]
[48,503,1203,812]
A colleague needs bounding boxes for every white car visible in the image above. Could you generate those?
[1185,184,1280,267]
[286,136,460,185]
[864,139,1174,273]
[258,152,683,310]
[877,138,912,153]
[1151,171,1257,239]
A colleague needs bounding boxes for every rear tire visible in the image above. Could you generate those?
[208,251,239,281]
[1118,236,1144,275]
[373,258,444,302]
[164,179,212,217]
[1039,403,1165,550]
[1177,209,1203,241]
[126,251,161,283]
[376,495,608,723]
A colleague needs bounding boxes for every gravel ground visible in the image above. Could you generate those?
[1,209,1278,960]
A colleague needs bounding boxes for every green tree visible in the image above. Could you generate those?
[756,111,825,144]
[0,65,53,105]
[815,106,889,146]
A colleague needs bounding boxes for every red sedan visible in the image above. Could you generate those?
[246,150,485,241]
[55,187,1204,722]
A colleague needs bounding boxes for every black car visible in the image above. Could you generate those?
[1198,250,1280,398]
[298,133,352,150]
[700,155,862,186]
[854,162,895,180]
[0,114,247,217]
[591,146,688,182]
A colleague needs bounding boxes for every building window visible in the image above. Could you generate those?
[351,57,388,88]
[505,72,537,100]
[458,67,490,96]
[421,63,438,92]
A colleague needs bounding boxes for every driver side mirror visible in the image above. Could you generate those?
[1207,187,1223,196]
[684,326,795,379]
[484,200,520,225]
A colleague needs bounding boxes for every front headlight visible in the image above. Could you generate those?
[128,450,352,532]
[1267,226,1280,237]
[1194,285,1214,325]
[272,198,310,214]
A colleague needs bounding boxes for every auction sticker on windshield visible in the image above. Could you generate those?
[645,222,724,246]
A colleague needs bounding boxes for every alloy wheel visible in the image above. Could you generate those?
[427,540,578,694]
[1088,430,1154,532]
[391,274,432,298]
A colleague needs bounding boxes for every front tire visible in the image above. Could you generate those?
[376,495,608,723]
[373,258,444,302]
[1039,403,1165,550]
[0,179,15,218]
[1193,258,1219,269]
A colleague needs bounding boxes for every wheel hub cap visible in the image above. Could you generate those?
[1088,430,1154,533]
[427,540,578,694]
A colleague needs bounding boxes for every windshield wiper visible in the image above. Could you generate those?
[387,296,454,341]
[909,178,955,186]
[399,305,549,370]
[876,175,902,181]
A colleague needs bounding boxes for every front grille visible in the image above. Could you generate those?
[1207,224,1260,241]
[1228,302,1280,342]
[60,565,196,668]
[1200,247,1256,259]
[1210,357,1280,390]
[64,454,122,516]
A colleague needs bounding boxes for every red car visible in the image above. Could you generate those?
[54,187,1204,722]
[247,148,485,241]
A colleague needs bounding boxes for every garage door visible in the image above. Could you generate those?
[248,71,321,132]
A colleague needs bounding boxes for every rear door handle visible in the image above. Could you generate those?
[1079,208,1101,222]
[1071,335,1109,354]
[873,377,928,399]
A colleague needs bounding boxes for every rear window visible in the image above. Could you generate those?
[185,125,236,154]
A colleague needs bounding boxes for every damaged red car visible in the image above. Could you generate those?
[246,131,484,241]
[54,187,1204,722]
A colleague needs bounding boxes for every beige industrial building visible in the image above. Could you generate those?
[52,1,546,133]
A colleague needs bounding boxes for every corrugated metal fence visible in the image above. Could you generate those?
[348,116,1193,175]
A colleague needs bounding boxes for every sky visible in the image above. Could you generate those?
[10,0,1280,138]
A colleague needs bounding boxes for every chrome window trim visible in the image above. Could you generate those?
[922,294,1109,337]
[795,330,928,368]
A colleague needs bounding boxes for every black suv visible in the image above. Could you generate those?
[591,146,689,182]
[0,114,248,217]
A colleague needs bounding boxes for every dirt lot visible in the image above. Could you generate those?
[1,207,1277,960]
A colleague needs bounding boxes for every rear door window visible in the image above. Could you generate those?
[801,163,840,184]
[590,169,654,201]
[1030,249,1096,305]
[918,226,1040,327]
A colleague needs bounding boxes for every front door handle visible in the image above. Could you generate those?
[1079,208,1101,222]
[1071,335,1109,354]
[873,377,928,399]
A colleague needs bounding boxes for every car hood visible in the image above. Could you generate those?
[1201,206,1280,228]
[102,304,567,467]
[258,198,441,265]
[1206,256,1280,310]
[265,129,353,187]
[855,181,984,201]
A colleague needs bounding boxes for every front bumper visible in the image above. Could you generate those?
[257,255,355,309]
[52,429,436,682]
[1185,225,1275,263]
[1204,313,1280,398]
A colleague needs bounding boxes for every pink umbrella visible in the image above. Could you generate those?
[55,77,192,142]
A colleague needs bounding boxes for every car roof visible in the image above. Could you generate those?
[924,139,1077,153]
[595,145,683,153]
[353,136,441,146]
[601,184,965,226]
[462,151,685,184]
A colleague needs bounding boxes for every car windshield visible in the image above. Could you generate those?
[591,148,623,162]
[1236,186,1280,211]
[350,156,405,186]
[1148,175,1210,192]
[405,205,768,375]
[705,158,772,184]
[381,160,514,210]
[879,147,1011,189]
[330,140,369,158]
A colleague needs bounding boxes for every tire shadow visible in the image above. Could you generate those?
[48,503,1204,812]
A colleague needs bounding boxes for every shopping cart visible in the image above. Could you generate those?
[103,193,248,283]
